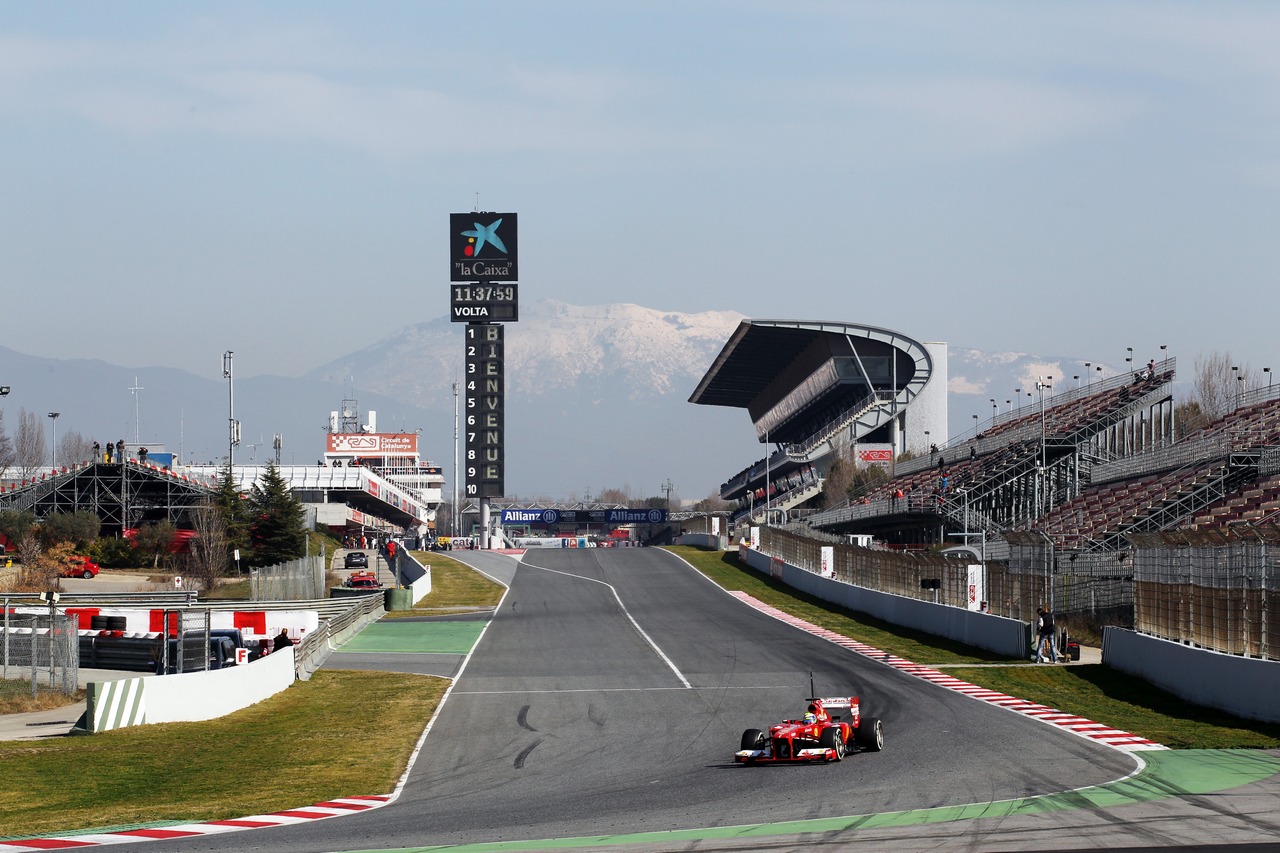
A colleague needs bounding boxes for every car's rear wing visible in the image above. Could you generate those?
[811,696,858,720]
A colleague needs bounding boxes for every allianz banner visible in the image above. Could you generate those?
[500,508,667,525]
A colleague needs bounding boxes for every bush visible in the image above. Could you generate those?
[89,537,138,569]
[37,511,101,549]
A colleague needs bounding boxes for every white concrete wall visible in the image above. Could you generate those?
[1103,628,1280,723]
[676,533,725,550]
[88,648,296,732]
[143,647,295,723]
[738,545,1027,657]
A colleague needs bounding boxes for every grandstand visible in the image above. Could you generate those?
[0,454,436,543]
[693,321,1280,658]
[701,344,1280,556]
[689,319,946,526]
[0,457,218,534]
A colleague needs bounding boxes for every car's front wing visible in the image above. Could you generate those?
[734,747,839,763]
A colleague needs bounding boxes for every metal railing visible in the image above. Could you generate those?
[1,610,79,695]
[251,555,328,601]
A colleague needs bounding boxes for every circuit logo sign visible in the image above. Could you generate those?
[451,212,518,282]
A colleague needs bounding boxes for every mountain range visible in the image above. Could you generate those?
[0,300,1131,503]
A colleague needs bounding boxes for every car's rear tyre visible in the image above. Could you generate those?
[818,726,845,761]
[856,717,884,751]
[740,728,766,751]
[82,569,95,579]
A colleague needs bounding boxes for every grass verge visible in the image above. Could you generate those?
[0,680,85,715]
[0,669,446,839]
[666,546,1280,750]
[379,553,505,618]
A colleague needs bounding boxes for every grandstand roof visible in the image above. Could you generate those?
[690,319,931,408]
[687,320,829,408]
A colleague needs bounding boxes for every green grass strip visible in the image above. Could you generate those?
[337,619,486,655]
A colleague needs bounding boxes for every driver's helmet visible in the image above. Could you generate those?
[802,712,817,724]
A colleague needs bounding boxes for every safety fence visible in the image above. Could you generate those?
[754,523,1280,659]
[1,609,79,695]
[1127,532,1278,661]
[251,555,327,601]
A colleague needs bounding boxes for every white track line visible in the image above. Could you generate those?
[519,556,692,689]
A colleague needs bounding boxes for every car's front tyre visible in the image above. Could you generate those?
[818,725,845,761]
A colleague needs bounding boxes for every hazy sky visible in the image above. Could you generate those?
[3,2,1279,383]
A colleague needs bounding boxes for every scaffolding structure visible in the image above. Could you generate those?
[0,462,216,534]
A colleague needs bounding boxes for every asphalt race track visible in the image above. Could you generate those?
[91,548,1280,852]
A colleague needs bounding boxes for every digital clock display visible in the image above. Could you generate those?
[450,283,519,322]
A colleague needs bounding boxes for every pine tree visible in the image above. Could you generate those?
[246,462,307,567]
[211,464,251,570]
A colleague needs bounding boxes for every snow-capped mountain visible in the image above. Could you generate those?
[305,300,748,402]
[1,299,1142,503]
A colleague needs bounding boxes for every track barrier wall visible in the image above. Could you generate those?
[677,532,726,550]
[737,545,1029,658]
[85,647,295,733]
[1103,627,1280,723]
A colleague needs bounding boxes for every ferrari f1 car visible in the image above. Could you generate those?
[735,696,883,764]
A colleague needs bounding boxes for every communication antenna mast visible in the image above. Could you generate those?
[339,397,360,433]
[222,351,239,465]
[129,376,145,444]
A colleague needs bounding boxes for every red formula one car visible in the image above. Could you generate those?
[735,696,884,764]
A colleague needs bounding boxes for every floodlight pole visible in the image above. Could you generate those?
[47,412,60,469]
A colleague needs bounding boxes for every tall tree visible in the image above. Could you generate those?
[185,502,229,592]
[247,462,307,567]
[132,520,179,568]
[595,486,632,505]
[1193,352,1257,424]
[211,463,251,569]
[57,430,95,467]
[0,410,14,478]
[13,408,47,479]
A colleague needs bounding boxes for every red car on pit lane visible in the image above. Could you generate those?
[735,696,883,764]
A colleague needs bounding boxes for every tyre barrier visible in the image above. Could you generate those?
[78,632,163,672]
[15,605,319,649]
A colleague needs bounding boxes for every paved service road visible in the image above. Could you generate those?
[97,546,1167,852]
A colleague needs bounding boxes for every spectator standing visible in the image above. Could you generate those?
[1035,605,1058,663]
[273,629,294,652]
[116,439,125,463]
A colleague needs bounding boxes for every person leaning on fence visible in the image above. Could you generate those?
[273,629,294,652]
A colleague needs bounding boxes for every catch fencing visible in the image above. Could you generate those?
[1,608,80,696]
[251,555,327,602]
[1127,530,1278,661]
[757,527,1133,636]
[755,524,1279,660]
